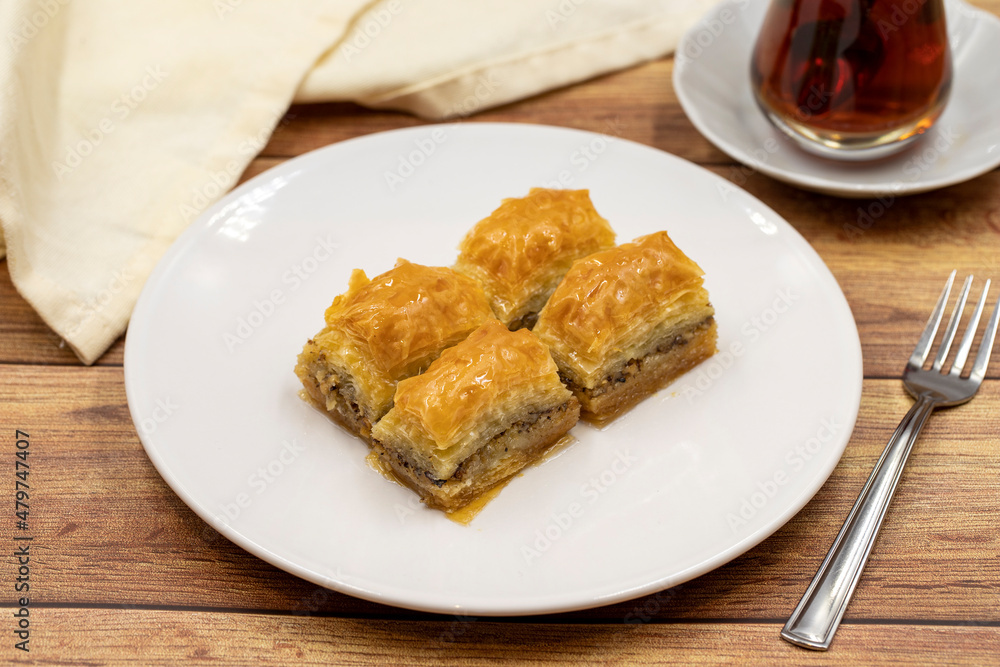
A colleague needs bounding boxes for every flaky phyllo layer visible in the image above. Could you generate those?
[533,231,715,388]
[454,188,615,327]
[300,259,493,420]
[371,319,574,480]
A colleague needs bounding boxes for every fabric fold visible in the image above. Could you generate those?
[0,0,371,363]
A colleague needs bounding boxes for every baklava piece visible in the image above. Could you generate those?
[534,231,717,423]
[370,319,580,512]
[295,260,493,441]
[454,188,615,330]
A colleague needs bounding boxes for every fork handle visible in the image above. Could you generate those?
[781,394,937,650]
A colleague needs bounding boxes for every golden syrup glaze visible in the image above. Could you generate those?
[534,231,708,385]
[445,482,510,525]
[365,435,579,525]
[445,431,579,524]
[373,320,573,478]
[446,432,579,524]
[364,448,509,525]
[454,188,615,323]
[534,432,578,465]
[365,449,402,485]
[322,259,494,378]
[309,259,495,417]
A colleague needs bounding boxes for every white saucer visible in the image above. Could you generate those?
[674,0,1000,198]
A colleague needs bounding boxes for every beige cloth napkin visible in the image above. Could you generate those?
[0,0,711,364]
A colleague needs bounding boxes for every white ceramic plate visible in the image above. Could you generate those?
[124,123,862,616]
[674,0,1000,198]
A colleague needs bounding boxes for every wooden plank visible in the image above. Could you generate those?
[4,364,997,622]
[970,0,1000,15]
[11,610,998,665]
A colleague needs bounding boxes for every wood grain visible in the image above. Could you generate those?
[14,610,1000,665]
[4,364,997,624]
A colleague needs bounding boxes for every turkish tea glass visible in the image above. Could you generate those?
[751,0,952,160]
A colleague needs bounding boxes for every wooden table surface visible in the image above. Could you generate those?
[4,5,1000,663]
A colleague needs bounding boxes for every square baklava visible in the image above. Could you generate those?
[533,231,717,423]
[295,259,494,441]
[370,319,580,512]
[454,188,615,330]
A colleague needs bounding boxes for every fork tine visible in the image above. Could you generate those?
[932,274,973,371]
[909,270,956,368]
[969,290,1000,384]
[951,278,990,375]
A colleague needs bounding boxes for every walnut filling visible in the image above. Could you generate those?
[564,316,716,398]
[297,349,376,441]
[507,311,539,331]
[370,398,580,512]
[381,403,564,486]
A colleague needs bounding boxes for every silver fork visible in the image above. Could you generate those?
[781,270,1000,651]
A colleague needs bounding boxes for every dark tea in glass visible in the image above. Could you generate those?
[751,0,952,159]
